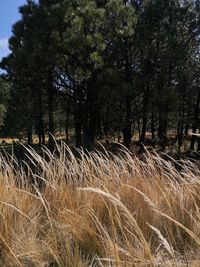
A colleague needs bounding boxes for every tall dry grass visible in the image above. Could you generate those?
[0,142,200,266]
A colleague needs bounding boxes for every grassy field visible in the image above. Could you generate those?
[0,142,200,266]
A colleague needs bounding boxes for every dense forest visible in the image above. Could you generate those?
[0,0,199,151]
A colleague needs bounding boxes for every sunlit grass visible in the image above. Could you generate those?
[0,142,199,266]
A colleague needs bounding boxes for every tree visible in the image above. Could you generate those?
[0,0,199,152]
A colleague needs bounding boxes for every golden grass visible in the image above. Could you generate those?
[0,143,200,266]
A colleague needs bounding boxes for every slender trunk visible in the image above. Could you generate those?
[88,103,96,150]
[35,85,45,145]
[163,109,168,136]
[158,109,164,139]
[122,32,133,149]
[98,119,103,139]
[198,131,200,152]
[177,123,183,151]
[65,119,69,144]
[104,101,110,137]
[59,123,62,136]
[38,133,41,145]
[177,123,184,151]
[151,109,155,140]
[177,78,187,151]
[37,117,45,145]
[82,102,89,149]
[123,96,132,148]
[83,83,97,151]
[140,113,148,144]
[65,101,70,144]
[185,98,191,136]
[140,85,150,144]
[190,86,200,150]
[158,106,168,150]
[74,106,82,147]
[185,123,189,137]
[27,127,32,145]
[136,113,141,138]
[190,126,197,150]
[158,84,168,143]
[75,121,82,147]
[74,86,83,147]
[140,58,152,145]
[118,99,123,137]
[48,85,54,151]
[42,131,45,145]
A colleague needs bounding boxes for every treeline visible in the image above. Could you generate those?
[0,0,199,151]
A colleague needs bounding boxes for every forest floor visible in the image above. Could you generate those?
[1,133,200,171]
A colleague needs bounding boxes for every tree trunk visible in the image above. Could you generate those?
[140,87,150,144]
[197,131,200,152]
[177,78,187,151]
[74,106,82,147]
[35,85,45,145]
[185,123,189,137]
[185,99,191,137]
[82,102,90,149]
[65,101,70,144]
[27,127,32,145]
[177,123,184,151]
[82,83,97,151]
[140,55,152,146]
[123,96,132,148]
[190,86,200,151]
[151,109,155,140]
[190,126,197,151]
[48,85,54,152]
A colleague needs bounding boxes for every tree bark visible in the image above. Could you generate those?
[65,101,70,144]
[27,127,32,145]
[190,86,200,150]
[48,85,54,151]
[123,96,132,148]
[74,86,82,147]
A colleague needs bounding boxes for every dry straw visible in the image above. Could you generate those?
[0,142,199,266]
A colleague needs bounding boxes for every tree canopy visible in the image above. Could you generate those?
[0,0,199,151]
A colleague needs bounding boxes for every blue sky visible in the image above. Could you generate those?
[0,0,28,61]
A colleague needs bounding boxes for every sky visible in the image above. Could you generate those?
[0,0,28,61]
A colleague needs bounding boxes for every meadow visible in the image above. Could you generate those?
[0,142,200,266]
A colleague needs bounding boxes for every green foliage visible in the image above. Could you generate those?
[0,77,10,131]
[0,0,199,149]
